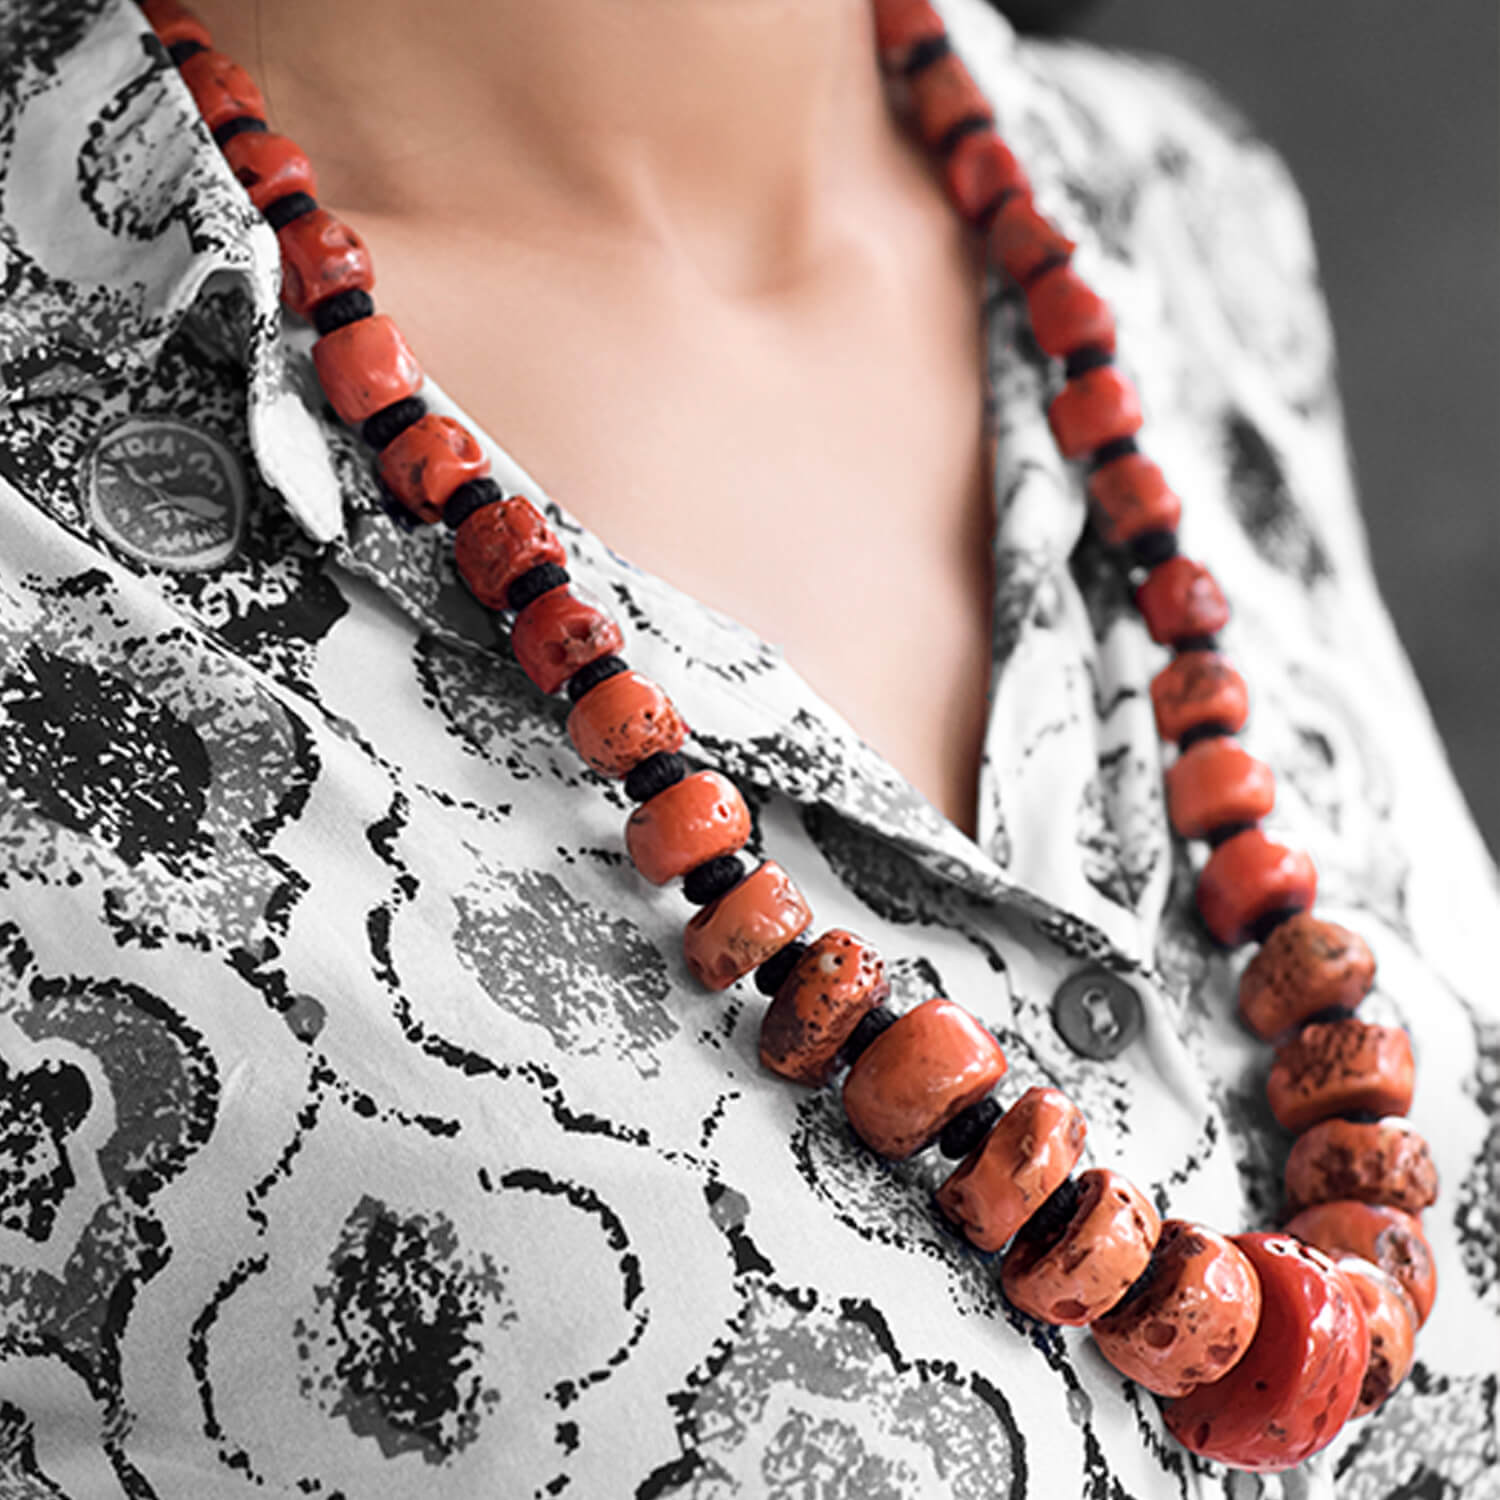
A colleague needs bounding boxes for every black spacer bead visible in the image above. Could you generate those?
[506,562,569,613]
[566,654,629,702]
[1298,1005,1359,1031]
[1013,1174,1083,1249]
[314,288,376,336]
[1127,529,1179,570]
[1249,905,1309,946]
[682,853,746,906]
[938,1095,1002,1160]
[754,937,810,997]
[213,116,268,147]
[1090,435,1139,469]
[974,186,1023,233]
[1019,251,1071,290]
[167,39,207,65]
[1173,634,1220,655]
[1176,721,1231,751]
[1338,1108,1383,1124]
[1111,1238,1166,1314]
[900,33,952,77]
[624,751,688,803]
[1065,345,1115,380]
[935,113,994,158]
[1204,820,1256,849]
[444,476,504,529]
[838,1006,897,1068]
[360,395,426,450]
[263,192,318,230]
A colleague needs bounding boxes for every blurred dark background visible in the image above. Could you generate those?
[1006,1,1500,858]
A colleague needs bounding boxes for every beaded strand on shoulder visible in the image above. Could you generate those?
[142,0,1439,1471]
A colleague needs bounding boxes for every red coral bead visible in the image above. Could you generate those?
[312,314,422,425]
[1047,367,1143,459]
[683,861,812,992]
[759,930,890,1087]
[277,208,375,321]
[378,414,491,525]
[1267,1019,1414,1133]
[909,52,993,150]
[1150,651,1249,742]
[177,49,265,133]
[626,770,751,886]
[220,131,317,214]
[869,0,946,68]
[1026,264,1116,359]
[1196,829,1317,948]
[1087,453,1182,547]
[1165,737,1276,839]
[452,496,567,611]
[142,0,211,49]
[1164,1233,1369,1472]
[511,585,625,697]
[1134,556,1231,645]
[567,670,688,779]
[943,130,1029,224]
[990,193,1076,285]
[1283,1201,1437,1328]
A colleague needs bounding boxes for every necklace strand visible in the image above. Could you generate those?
[143,0,1439,1472]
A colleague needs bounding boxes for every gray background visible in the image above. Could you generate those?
[1067,2,1500,858]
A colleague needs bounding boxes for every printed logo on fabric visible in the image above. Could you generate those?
[87,417,247,572]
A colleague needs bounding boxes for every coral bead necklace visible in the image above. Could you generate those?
[144,0,1439,1473]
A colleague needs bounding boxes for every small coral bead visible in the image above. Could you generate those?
[510,584,624,696]
[1333,1255,1418,1417]
[1284,1117,1438,1217]
[1237,912,1376,1040]
[178,48,265,132]
[1088,453,1182,548]
[143,0,211,49]
[1149,651,1249,742]
[220,131,317,213]
[1000,1168,1161,1326]
[943,130,1029,223]
[566,669,688,779]
[1048,367,1143,459]
[1026,264,1116,359]
[869,0,946,68]
[1163,1234,1368,1472]
[682,860,813,993]
[990,193,1076,284]
[1195,829,1316,948]
[935,1085,1086,1252]
[842,998,1007,1160]
[1283,1200,1436,1328]
[378,414,491,525]
[278,208,375,320]
[313,314,422,425]
[1135,556,1230,645]
[1165,737,1276,839]
[452,496,567,610]
[1266,1018,1414,1133]
[909,52,993,149]
[759,930,890,1086]
[625,770,751,886]
[1090,1220,1262,1398]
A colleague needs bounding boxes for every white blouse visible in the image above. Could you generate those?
[0,0,1496,1496]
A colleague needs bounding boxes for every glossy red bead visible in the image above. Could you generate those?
[143,0,211,49]
[1135,556,1231,645]
[1026,264,1116,359]
[625,769,750,886]
[177,48,265,133]
[1196,829,1317,948]
[453,496,567,611]
[1164,1233,1368,1472]
[220,131,317,214]
[1047,367,1143,459]
[943,130,1029,223]
[989,193,1076,285]
[277,208,375,321]
[1087,453,1182,547]
[870,0,946,68]
[909,53,993,149]
[510,584,625,696]
[1283,1201,1436,1328]
[1165,737,1276,839]
[312,314,422,425]
[378,414,491,525]
[1150,651,1249,742]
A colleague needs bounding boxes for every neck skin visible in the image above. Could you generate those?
[189,0,913,293]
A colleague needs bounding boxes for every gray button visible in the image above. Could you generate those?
[1051,967,1143,1060]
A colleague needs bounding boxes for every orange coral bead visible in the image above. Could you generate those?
[1283,1201,1436,1327]
[759,930,890,1086]
[842,998,1007,1160]
[1048,367,1143,459]
[1238,913,1376,1041]
[177,48,265,132]
[1267,1019,1414,1133]
[943,130,1029,223]
[1196,829,1317,948]
[142,0,211,49]
[510,585,624,696]
[453,496,567,611]
[312,314,422,425]
[1333,1255,1418,1417]
[989,193,1076,285]
[566,670,688,779]
[1164,1234,1368,1472]
[625,770,751,886]
[1087,453,1182,547]
[220,131,317,214]
[1026,264,1116,359]
[935,1085,1086,1252]
[682,861,812,993]
[869,0,946,67]
[1284,1117,1438,1218]
[1090,1220,1262,1397]
[1000,1168,1161,1325]
[278,208,375,321]
[1135,556,1230,645]
[1165,737,1276,840]
[378,414,491,525]
[1150,651,1249,743]
[909,52,993,149]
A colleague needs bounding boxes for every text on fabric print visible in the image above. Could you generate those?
[86,416,247,572]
